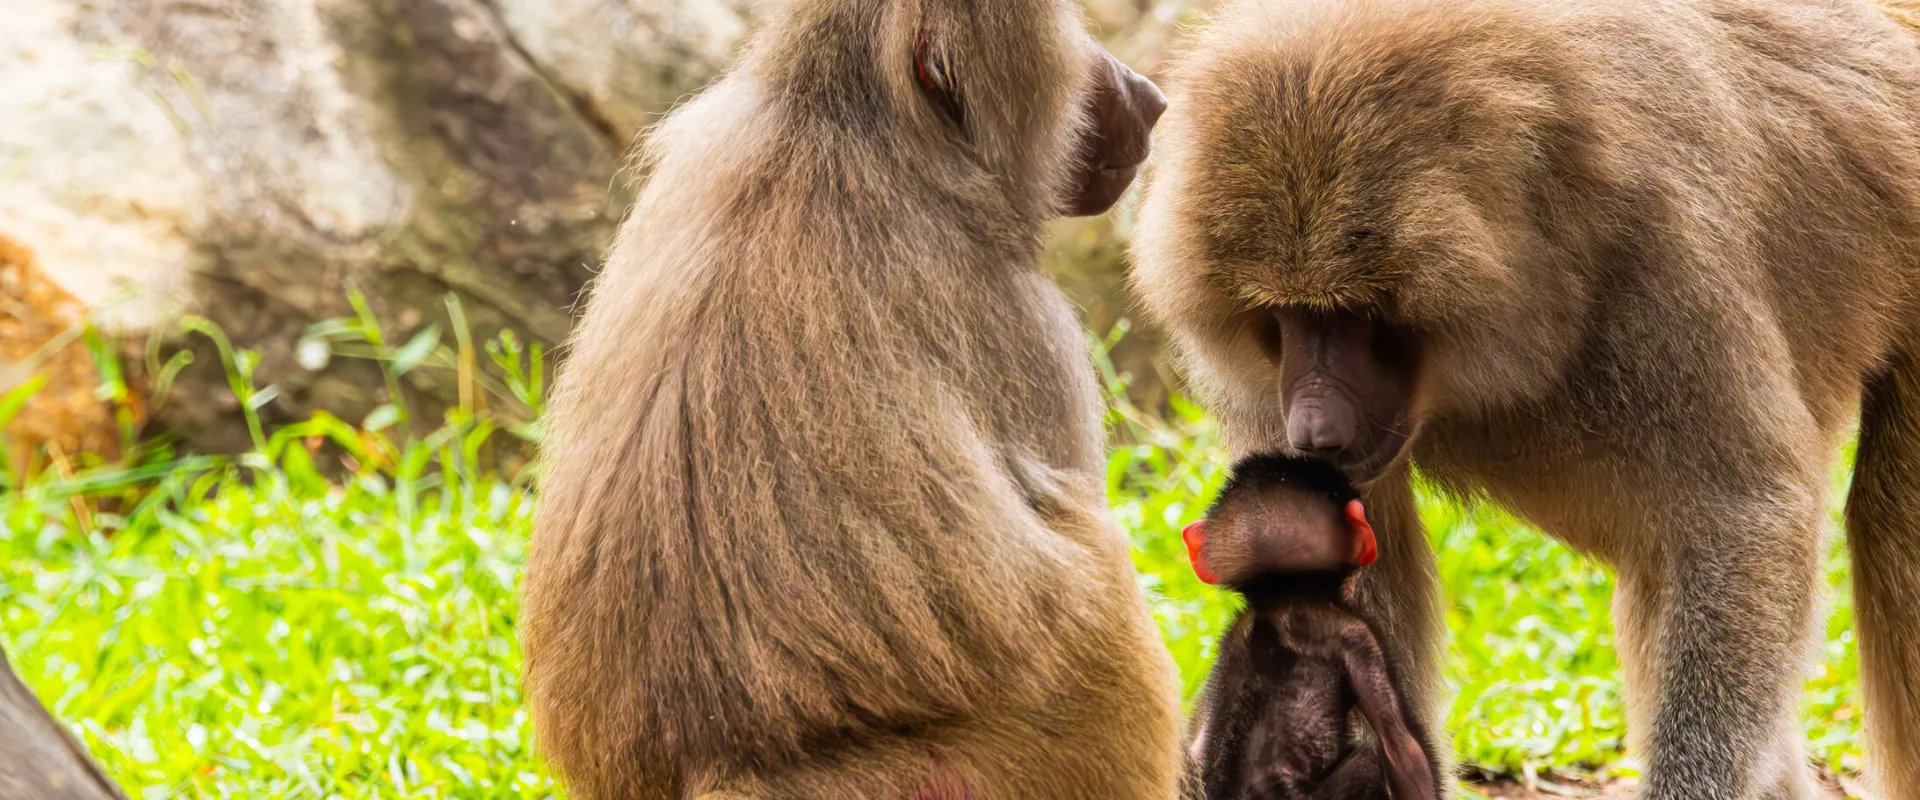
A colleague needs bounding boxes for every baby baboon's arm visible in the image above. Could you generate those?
[1337,620,1437,800]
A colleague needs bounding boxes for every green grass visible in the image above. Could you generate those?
[0,336,1867,797]
[1102,371,1865,787]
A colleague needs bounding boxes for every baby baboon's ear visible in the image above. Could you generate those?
[1062,46,1166,216]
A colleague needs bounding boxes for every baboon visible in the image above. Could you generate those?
[1133,0,1920,797]
[519,0,1181,798]
[1183,453,1438,800]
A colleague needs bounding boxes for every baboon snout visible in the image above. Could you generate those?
[1061,49,1166,216]
[1131,68,1168,129]
[1274,309,1420,482]
[1285,391,1360,455]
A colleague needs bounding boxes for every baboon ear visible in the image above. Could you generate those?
[913,32,965,130]
[1062,47,1166,216]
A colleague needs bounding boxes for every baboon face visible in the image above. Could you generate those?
[1134,1,1578,483]
[1270,309,1420,480]
[879,0,1164,219]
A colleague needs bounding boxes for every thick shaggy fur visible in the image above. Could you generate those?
[1134,0,1920,797]
[519,1,1182,798]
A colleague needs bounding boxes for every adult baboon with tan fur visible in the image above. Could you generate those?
[1134,0,1920,797]
[519,0,1181,798]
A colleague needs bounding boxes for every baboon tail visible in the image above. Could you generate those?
[1844,349,1920,800]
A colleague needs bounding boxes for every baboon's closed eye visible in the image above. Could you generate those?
[913,33,964,130]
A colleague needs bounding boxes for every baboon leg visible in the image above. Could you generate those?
[1639,484,1822,800]
[1346,462,1449,796]
[1243,748,1384,800]
[1616,557,1821,800]
[1846,349,1920,800]
[1303,748,1386,800]
[1611,561,1662,761]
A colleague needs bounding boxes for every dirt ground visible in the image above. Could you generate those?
[0,233,130,479]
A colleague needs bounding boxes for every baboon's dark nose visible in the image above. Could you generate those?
[1286,401,1357,456]
[1133,71,1168,130]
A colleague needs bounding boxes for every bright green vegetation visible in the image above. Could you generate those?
[0,330,1865,797]
[1103,364,1864,788]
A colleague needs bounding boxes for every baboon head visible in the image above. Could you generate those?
[1182,451,1375,588]
[1133,0,1594,482]
[743,0,1164,220]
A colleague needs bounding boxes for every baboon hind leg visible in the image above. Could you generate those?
[1846,348,1920,800]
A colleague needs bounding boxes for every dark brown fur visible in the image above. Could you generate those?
[520,1,1182,798]
[1184,454,1436,800]
[1135,0,1920,797]
[1191,604,1422,800]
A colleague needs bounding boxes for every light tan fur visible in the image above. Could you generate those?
[1134,0,1920,797]
[519,1,1182,798]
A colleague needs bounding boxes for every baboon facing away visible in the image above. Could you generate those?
[520,0,1181,798]
[1134,0,1920,798]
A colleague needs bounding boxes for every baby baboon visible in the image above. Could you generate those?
[1183,453,1437,800]
[1134,0,1920,797]
[520,0,1180,798]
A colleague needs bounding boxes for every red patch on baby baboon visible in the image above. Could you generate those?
[1346,500,1376,566]
[1183,519,1220,584]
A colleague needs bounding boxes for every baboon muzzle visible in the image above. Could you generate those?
[1276,309,1419,482]
[1062,48,1166,216]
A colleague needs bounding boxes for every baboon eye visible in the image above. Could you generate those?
[913,34,966,130]
[1254,313,1283,358]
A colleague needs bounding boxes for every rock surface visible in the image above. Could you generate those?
[1,0,1189,456]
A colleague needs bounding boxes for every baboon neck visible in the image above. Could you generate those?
[1235,572,1350,611]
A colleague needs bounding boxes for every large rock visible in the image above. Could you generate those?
[1,0,1191,457]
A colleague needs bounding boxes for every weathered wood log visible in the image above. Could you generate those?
[0,646,127,800]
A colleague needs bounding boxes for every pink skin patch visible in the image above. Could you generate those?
[1346,500,1376,566]
[1183,519,1220,584]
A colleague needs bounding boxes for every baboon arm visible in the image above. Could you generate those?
[1338,624,1437,800]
